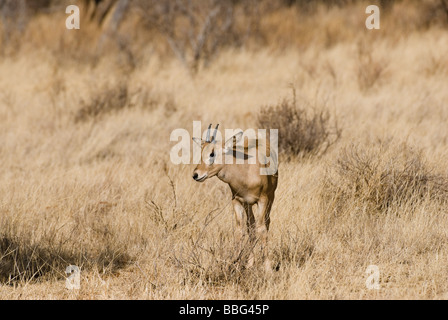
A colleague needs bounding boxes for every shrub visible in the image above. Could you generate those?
[74,82,171,123]
[322,143,448,215]
[0,220,132,283]
[257,91,340,159]
[356,42,388,92]
[136,0,258,73]
[75,82,130,123]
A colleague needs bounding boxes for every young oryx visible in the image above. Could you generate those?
[192,124,278,270]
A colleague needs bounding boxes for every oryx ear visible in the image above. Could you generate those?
[223,131,243,152]
[192,137,203,147]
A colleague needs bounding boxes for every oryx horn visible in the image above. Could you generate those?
[206,124,212,142]
[211,124,219,142]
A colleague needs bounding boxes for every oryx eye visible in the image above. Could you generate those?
[210,152,215,158]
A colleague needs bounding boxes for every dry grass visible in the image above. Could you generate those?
[1,0,448,299]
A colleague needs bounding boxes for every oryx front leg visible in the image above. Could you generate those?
[244,202,256,269]
[232,199,247,266]
[232,199,256,269]
[232,199,245,245]
[254,196,273,271]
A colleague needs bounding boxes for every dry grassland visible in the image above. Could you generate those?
[1,0,448,299]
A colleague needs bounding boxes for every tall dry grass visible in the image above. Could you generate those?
[1,0,448,299]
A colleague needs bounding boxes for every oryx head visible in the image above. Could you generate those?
[192,124,243,182]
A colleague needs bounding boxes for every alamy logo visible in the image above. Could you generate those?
[65,265,80,290]
[66,5,80,30]
[365,5,380,30]
[170,121,278,175]
[365,265,380,290]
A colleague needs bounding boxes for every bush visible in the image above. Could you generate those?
[0,215,132,283]
[356,42,388,92]
[74,82,172,123]
[136,0,258,73]
[75,82,129,123]
[322,143,448,215]
[257,91,340,159]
